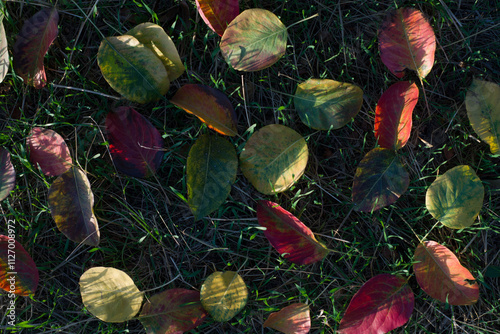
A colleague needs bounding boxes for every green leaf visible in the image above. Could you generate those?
[240,124,308,195]
[465,79,500,155]
[220,8,287,71]
[200,271,248,322]
[294,79,363,130]
[187,134,237,220]
[425,165,484,229]
[97,35,169,103]
[352,148,409,212]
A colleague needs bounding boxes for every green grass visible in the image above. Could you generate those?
[1,0,500,333]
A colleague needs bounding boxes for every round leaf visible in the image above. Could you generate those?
[414,241,479,305]
[240,124,308,195]
[187,134,238,221]
[97,35,169,103]
[48,167,100,246]
[27,127,73,177]
[80,267,144,323]
[465,79,500,155]
[425,165,484,229]
[220,9,287,71]
[352,148,409,212]
[263,303,311,334]
[196,0,239,37]
[294,79,363,130]
[200,271,248,322]
[0,148,15,202]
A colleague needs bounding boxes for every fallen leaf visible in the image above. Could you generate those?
[196,0,239,36]
[263,303,311,334]
[27,127,73,177]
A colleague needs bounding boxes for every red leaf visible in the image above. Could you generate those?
[374,81,419,150]
[196,0,239,36]
[414,241,479,305]
[27,127,72,177]
[0,148,16,201]
[379,8,436,80]
[0,235,39,296]
[338,274,414,334]
[263,303,311,334]
[257,200,329,265]
[140,289,207,334]
[13,8,58,88]
[105,106,163,178]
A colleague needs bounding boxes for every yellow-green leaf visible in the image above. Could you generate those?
[466,79,500,155]
[200,271,248,322]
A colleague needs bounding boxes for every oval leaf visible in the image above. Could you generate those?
[13,8,58,88]
[220,9,287,71]
[106,106,164,178]
[27,127,73,177]
[465,79,500,155]
[426,165,484,229]
[196,0,239,36]
[352,148,409,212]
[187,134,237,221]
[264,303,311,334]
[171,84,238,136]
[80,267,144,323]
[0,235,39,296]
[0,148,15,201]
[97,35,169,103]
[126,22,184,81]
[48,167,100,246]
[294,79,363,130]
[414,241,479,305]
[338,274,414,334]
[140,288,208,334]
[374,81,419,150]
[0,5,8,84]
[240,124,308,195]
[200,271,248,322]
[379,8,436,79]
[257,200,329,265]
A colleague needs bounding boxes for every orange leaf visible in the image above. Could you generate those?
[264,303,310,334]
[196,0,239,36]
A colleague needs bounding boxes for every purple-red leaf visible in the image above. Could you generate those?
[0,148,16,201]
[196,0,239,36]
[0,235,39,296]
[257,200,329,265]
[263,303,311,334]
[27,127,72,177]
[13,8,59,88]
[140,289,208,334]
[374,81,419,150]
[338,274,414,334]
[414,241,479,305]
[106,106,164,178]
[379,8,436,80]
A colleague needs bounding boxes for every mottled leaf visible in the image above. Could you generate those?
[264,303,311,334]
[352,148,409,212]
[200,271,248,322]
[0,148,15,201]
[80,267,144,323]
[171,84,238,136]
[414,241,479,305]
[126,22,184,81]
[220,9,287,71]
[27,127,73,177]
[12,8,58,88]
[257,200,329,265]
[140,289,208,334]
[338,274,414,334]
[374,81,419,150]
[294,79,363,130]
[240,124,308,195]
[196,0,239,36]
[97,35,169,103]
[48,167,99,246]
[379,8,436,79]
[0,235,39,296]
[187,134,237,221]
[0,3,8,84]
[106,106,163,178]
[426,165,484,229]
[465,79,500,155]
